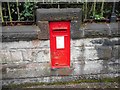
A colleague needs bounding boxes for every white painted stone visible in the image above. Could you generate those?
[83,60,103,74]
[71,39,84,47]
[29,40,50,48]
[10,50,23,63]
[36,49,50,62]
[73,61,85,75]
[0,50,11,63]
[72,60,103,75]
[2,40,49,50]
[71,47,84,61]
[22,49,33,61]
[110,37,119,41]
[84,47,99,60]
[39,40,50,47]
[29,40,41,48]
[2,41,31,49]
[21,48,50,62]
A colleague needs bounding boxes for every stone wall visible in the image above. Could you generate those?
[1,37,120,85]
[1,22,120,85]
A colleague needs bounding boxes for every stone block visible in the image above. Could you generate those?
[109,23,120,36]
[111,28,119,36]
[110,38,120,46]
[38,40,50,48]
[71,20,83,39]
[84,29,109,37]
[101,59,120,74]
[37,21,49,40]
[95,46,112,60]
[36,49,50,62]
[2,41,32,49]
[2,26,38,42]
[29,40,50,48]
[2,40,49,50]
[2,63,50,79]
[84,47,99,60]
[0,50,11,64]
[30,40,41,48]
[72,60,103,75]
[108,59,120,73]
[22,49,33,62]
[71,39,84,47]
[22,48,50,62]
[10,50,23,63]
[36,8,82,21]
[71,47,84,61]
[102,38,112,46]
[112,45,120,59]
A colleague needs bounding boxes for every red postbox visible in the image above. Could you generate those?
[49,21,70,69]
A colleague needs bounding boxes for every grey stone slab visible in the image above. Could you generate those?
[84,29,109,37]
[37,21,49,39]
[2,26,39,33]
[84,23,109,30]
[10,50,23,63]
[2,33,38,42]
[36,8,82,21]
[0,50,12,64]
[101,58,120,74]
[82,22,120,37]
[111,28,120,37]
[109,23,120,36]
[2,26,39,42]
[71,20,83,39]
[95,46,112,60]
[112,45,120,59]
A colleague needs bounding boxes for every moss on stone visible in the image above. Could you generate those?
[2,76,120,89]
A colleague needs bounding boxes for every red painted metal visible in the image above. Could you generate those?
[49,21,70,69]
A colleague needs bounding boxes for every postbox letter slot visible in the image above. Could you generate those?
[53,29,67,32]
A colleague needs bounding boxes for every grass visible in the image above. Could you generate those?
[2,76,120,89]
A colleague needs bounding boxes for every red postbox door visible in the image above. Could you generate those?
[49,21,70,69]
